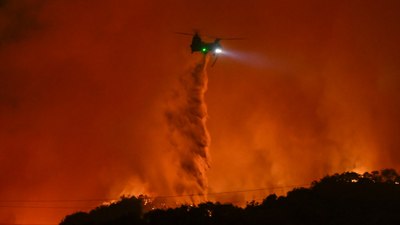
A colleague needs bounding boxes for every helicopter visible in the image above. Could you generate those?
[175,31,243,66]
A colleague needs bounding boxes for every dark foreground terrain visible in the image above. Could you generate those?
[61,169,400,225]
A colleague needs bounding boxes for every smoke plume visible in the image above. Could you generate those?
[1,1,400,224]
[165,55,211,197]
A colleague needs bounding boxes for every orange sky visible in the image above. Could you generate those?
[1,0,400,224]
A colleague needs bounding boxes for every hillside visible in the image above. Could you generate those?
[60,169,400,225]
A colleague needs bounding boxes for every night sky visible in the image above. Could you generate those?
[1,0,400,224]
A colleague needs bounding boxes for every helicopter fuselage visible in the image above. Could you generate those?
[190,34,222,54]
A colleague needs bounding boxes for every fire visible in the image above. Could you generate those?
[1,1,400,224]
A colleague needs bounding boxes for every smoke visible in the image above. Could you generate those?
[1,0,400,224]
[165,55,211,197]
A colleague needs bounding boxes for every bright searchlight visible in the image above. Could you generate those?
[214,48,222,54]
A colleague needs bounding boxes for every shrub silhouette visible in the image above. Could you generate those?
[60,196,144,225]
[60,169,400,225]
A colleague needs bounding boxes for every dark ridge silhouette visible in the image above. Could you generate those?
[60,169,400,225]
[60,196,145,225]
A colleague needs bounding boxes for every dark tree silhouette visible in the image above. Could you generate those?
[60,196,144,225]
[60,169,400,225]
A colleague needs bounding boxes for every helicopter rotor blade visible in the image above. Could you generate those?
[174,32,195,36]
[174,31,245,42]
[218,37,246,40]
[205,34,246,40]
